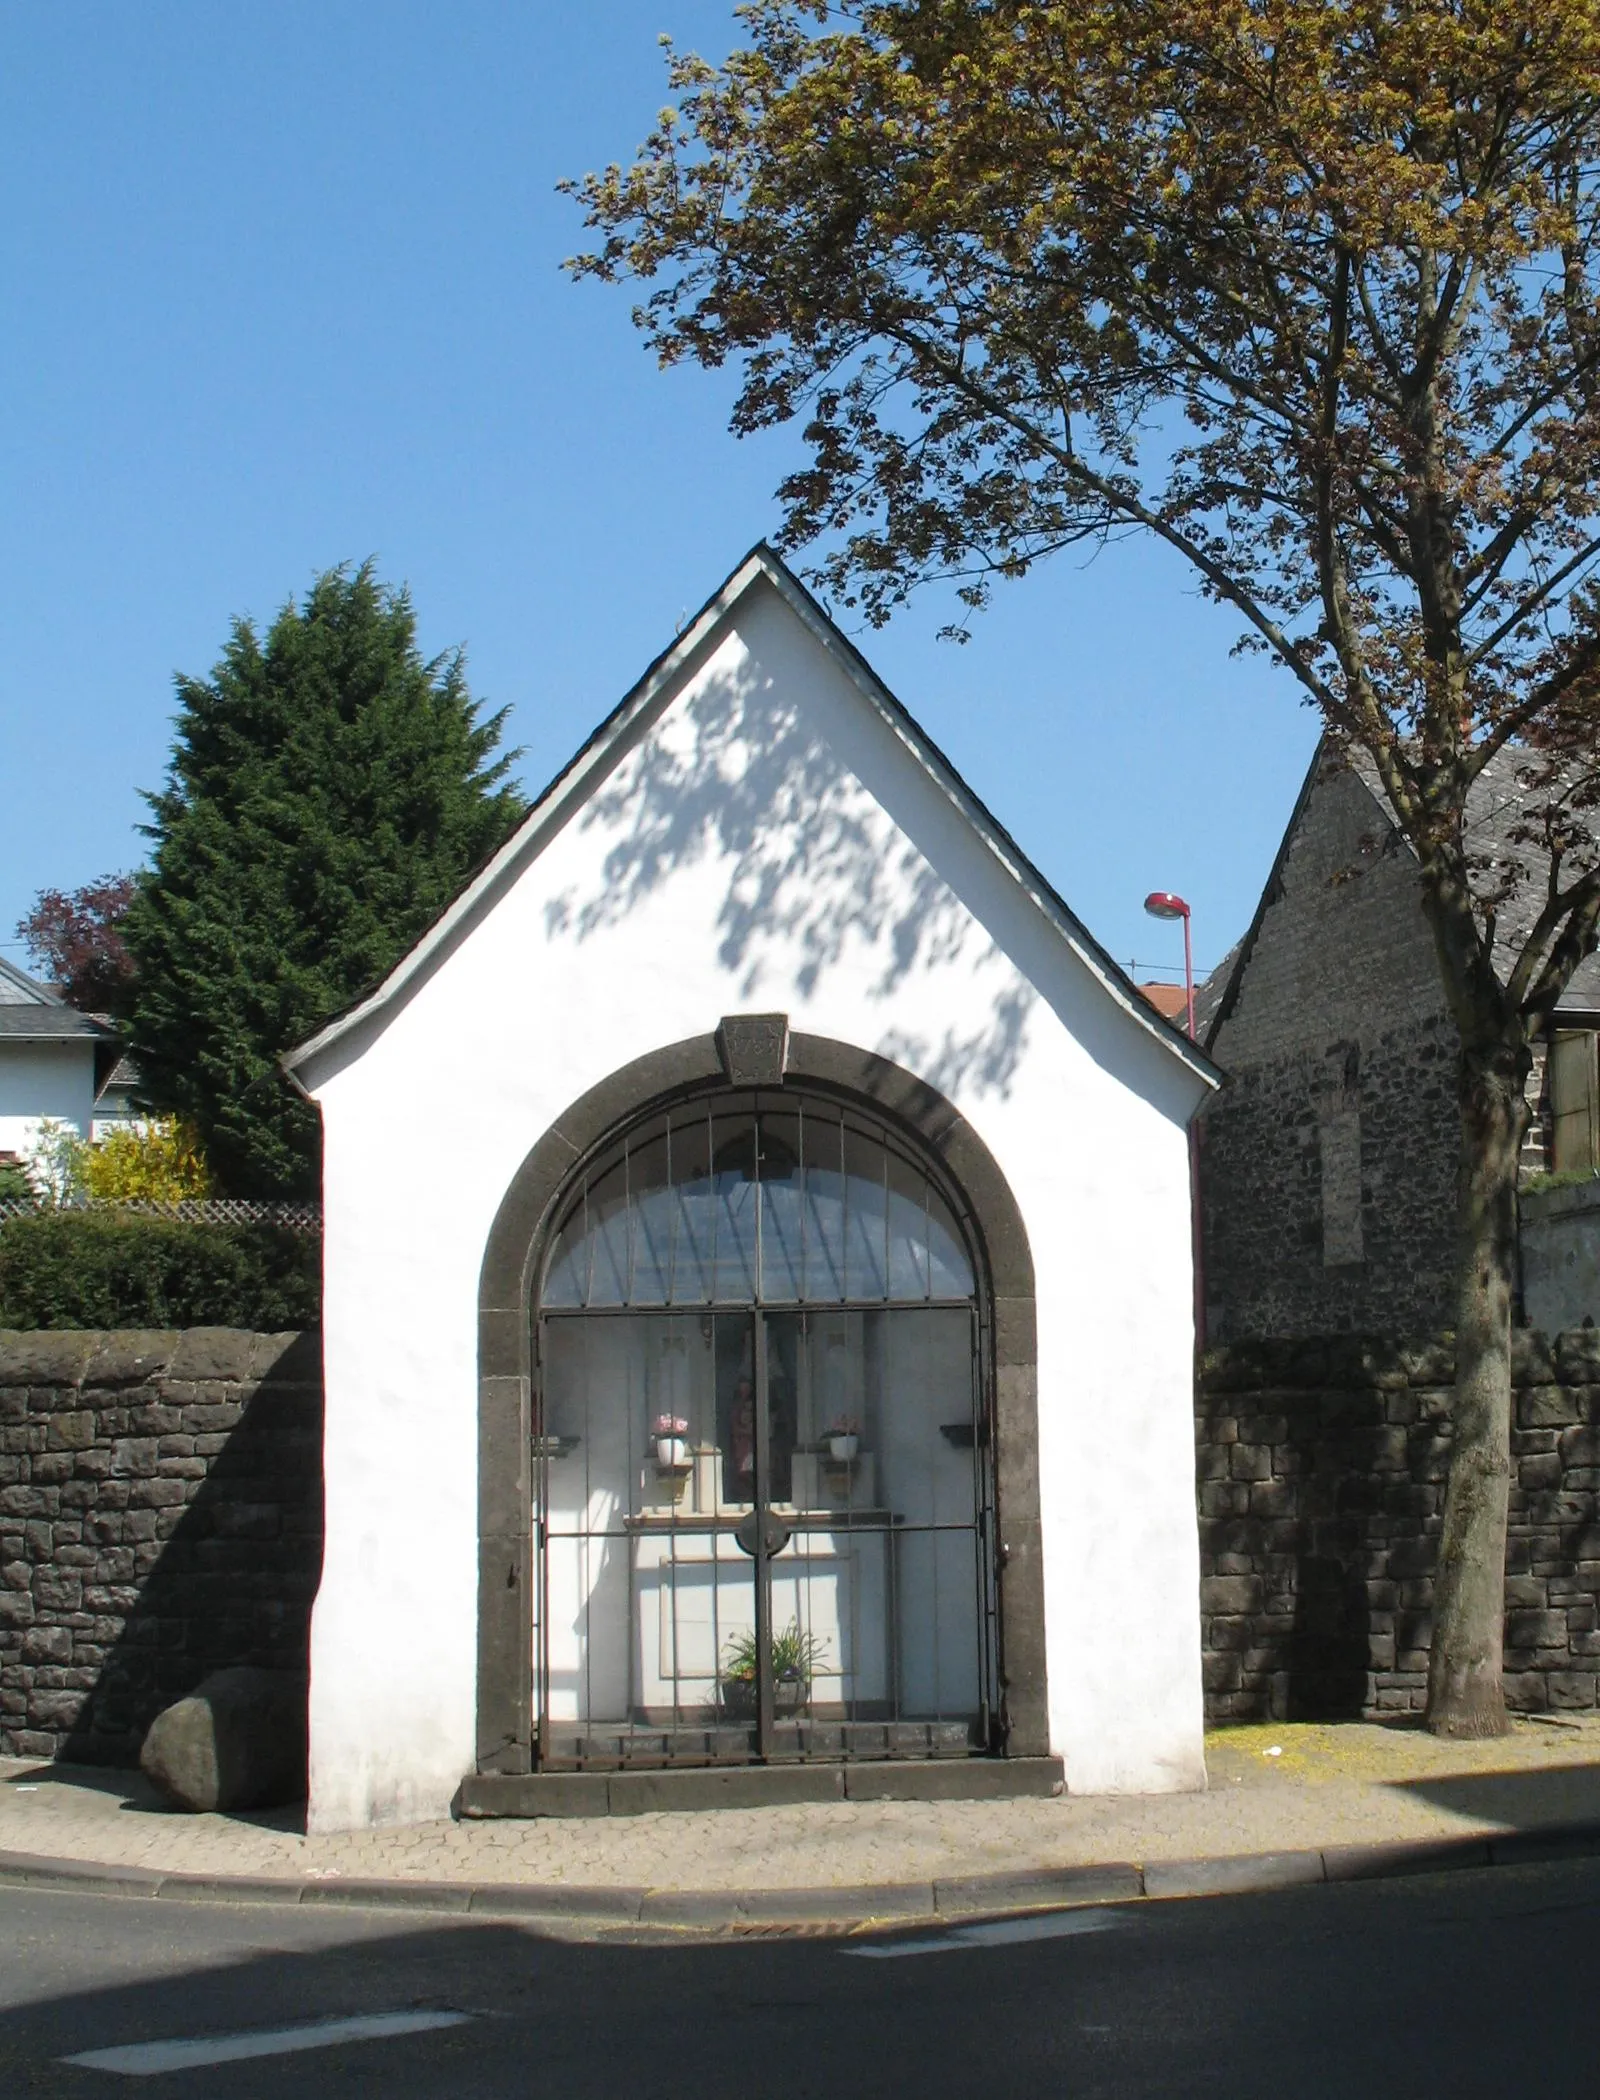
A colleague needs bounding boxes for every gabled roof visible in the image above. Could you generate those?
[286,545,1219,1091]
[1202,734,1600,1052]
[0,954,64,1006]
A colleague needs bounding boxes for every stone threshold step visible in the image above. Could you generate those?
[457,1757,1065,1819]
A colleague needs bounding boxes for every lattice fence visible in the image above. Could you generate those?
[0,1198,322,1233]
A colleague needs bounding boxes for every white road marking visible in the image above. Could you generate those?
[61,2008,472,2076]
[847,1906,1126,1957]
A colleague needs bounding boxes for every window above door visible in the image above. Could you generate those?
[541,1088,976,1310]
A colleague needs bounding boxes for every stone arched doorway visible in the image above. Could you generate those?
[473,1021,1047,1787]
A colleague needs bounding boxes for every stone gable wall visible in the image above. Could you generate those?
[1203,762,1465,1340]
[0,1329,322,1762]
[1199,1330,1600,1721]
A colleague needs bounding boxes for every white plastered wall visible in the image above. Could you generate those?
[302,579,1208,1831]
[0,1042,97,1162]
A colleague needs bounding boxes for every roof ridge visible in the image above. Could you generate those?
[285,546,1219,1092]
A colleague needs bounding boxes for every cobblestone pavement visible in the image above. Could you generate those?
[4,1718,1600,1893]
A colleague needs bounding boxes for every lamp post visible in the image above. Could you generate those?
[1143,891,1194,1040]
[1144,888,1204,1347]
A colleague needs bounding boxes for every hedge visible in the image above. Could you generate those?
[0,1211,320,1331]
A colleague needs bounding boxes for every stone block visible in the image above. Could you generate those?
[250,1331,321,1385]
[1399,1339,1455,1385]
[1506,1608,1569,1650]
[1201,1574,1263,1615]
[0,1332,96,1385]
[1229,1443,1272,1481]
[110,1438,158,1478]
[1521,1384,1582,1428]
[83,1332,180,1385]
[1512,1330,1557,1385]
[26,1689,84,1726]
[140,1667,306,1811]
[1200,1483,1251,1517]
[1248,1481,1296,1518]
[1548,1672,1598,1708]
[45,1412,95,1452]
[169,1329,258,1382]
[1558,1331,1600,1382]
[0,1486,53,1518]
[1520,1453,1563,1490]
[129,1479,187,1509]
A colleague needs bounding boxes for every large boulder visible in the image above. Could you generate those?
[140,1668,307,1812]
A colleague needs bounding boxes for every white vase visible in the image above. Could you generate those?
[828,1434,859,1462]
[655,1435,687,1467]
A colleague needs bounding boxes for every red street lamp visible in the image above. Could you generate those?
[1146,888,1205,1346]
[1143,891,1195,1041]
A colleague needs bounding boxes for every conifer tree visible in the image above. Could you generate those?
[125,564,525,1195]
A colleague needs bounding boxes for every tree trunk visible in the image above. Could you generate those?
[1425,1036,1529,1738]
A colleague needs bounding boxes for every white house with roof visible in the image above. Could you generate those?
[286,547,1216,1834]
[0,956,120,1173]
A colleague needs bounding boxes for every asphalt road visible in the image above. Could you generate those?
[4,1856,1598,2096]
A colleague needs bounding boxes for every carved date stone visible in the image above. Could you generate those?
[716,1013,789,1086]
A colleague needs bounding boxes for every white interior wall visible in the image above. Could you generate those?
[304,577,1207,1831]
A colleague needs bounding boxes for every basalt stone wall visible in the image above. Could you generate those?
[1198,1330,1600,1722]
[1199,1011,1461,1341]
[0,1329,322,1762]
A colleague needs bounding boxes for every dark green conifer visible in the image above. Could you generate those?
[125,564,525,1195]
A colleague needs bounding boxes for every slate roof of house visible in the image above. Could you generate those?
[287,544,1221,1091]
[1201,737,1600,1050]
[0,1005,108,1039]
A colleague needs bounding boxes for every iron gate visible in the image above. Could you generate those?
[529,1088,1000,1769]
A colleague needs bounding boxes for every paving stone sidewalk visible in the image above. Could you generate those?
[6,1719,1600,1903]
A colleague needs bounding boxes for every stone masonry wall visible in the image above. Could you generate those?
[1200,1010,1460,1339]
[0,1329,322,1762]
[1203,761,1465,1340]
[1198,1330,1600,1721]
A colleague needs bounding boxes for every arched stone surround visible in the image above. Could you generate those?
[474,1027,1046,1776]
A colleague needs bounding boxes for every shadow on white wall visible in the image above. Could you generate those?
[541,651,1035,1101]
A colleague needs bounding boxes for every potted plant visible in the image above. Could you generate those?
[824,1415,861,1463]
[652,1413,690,1467]
[720,1619,826,1717]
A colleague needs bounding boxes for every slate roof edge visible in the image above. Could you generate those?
[0,954,66,1007]
[1199,735,1333,1054]
[285,544,1219,1093]
[0,1010,114,1040]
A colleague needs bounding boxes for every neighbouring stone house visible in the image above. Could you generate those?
[1199,741,1600,1341]
[284,545,1217,1833]
[0,957,121,1176]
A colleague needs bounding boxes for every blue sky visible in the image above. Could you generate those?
[0,3,1317,993]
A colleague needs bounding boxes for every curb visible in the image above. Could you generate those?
[4,1824,1600,1931]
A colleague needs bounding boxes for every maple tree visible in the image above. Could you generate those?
[570,0,1600,1733]
[17,873,138,1016]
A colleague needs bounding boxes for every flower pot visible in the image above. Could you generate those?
[720,1674,809,1719]
[655,1435,688,1468]
[827,1434,859,1462]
